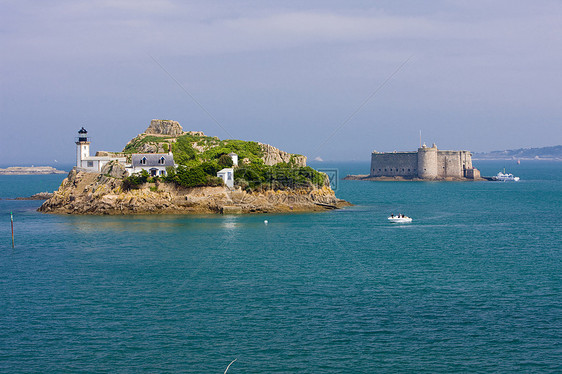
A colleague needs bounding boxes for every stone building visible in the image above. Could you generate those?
[370,143,481,179]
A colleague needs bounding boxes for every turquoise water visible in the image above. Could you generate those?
[0,161,560,373]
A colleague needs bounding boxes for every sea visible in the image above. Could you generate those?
[0,160,560,373]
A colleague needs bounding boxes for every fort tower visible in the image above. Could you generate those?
[417,143,438,179]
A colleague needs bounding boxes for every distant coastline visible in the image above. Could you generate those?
[473,145,562,161]
[472,156,562,161]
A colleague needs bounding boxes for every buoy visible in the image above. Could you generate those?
[264,220,268,224]
[10,211,14,248]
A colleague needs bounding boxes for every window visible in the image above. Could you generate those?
[158,157,165,164]
[87,161,93,167]
[384,169,387,172]
[141,157,146,165]
[378,169,381,171]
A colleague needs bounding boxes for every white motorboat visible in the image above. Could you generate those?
[388,215,412,223]
[492,170,520,181]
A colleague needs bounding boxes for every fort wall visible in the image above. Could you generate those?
[370,152,417,177]
[437,150,463,178]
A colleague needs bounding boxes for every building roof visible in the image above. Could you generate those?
[83,156,126,162]
[78,127,88,134]
[131,153,175,167]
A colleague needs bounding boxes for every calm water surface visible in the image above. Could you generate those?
[0,161,560,373]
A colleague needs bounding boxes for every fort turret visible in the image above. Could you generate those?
[417,143,438,179]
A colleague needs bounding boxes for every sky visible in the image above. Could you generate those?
[1,0,561,164]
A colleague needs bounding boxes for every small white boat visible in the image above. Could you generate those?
[388,215,412,223]
[492,170,520,181]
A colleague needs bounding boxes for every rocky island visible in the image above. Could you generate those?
[0,166,66,175]
[39,120,349,215]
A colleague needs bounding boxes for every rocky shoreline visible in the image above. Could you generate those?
[13,192,54,200]
[39,169,350,215]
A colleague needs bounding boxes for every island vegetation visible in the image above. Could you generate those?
[121,130,327,191]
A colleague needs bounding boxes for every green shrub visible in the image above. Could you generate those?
[163,166,176,182]
[200,139,263,164]
[200,161,221,176]
[174,165,208,187]
[172,135,198,165]
[122,170,149,190]
[206,176,225,187]
[234,163,326,191]
[218,154,234,168]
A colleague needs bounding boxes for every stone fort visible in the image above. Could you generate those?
[370,143,481,179]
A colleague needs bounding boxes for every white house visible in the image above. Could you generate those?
[127,153,176,177]
[228,152,238,166]
[75,127,126,172]
[217,168,234,188]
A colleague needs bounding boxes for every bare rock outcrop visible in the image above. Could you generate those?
[95,151,126,158]
[145,119,184,137]
[15,192,54,200]
[39,169,349,215]
[101,161,128,179]
[139,143,158,153]
[259,143,307,167]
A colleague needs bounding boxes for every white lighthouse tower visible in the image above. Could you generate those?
[76,127,90,168]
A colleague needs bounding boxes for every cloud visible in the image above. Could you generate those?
[1,0,562,163]
[4,1,562,65]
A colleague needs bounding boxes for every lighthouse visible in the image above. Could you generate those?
[76,127,90,168]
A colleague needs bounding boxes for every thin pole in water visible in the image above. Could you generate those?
[10,211,14,248]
